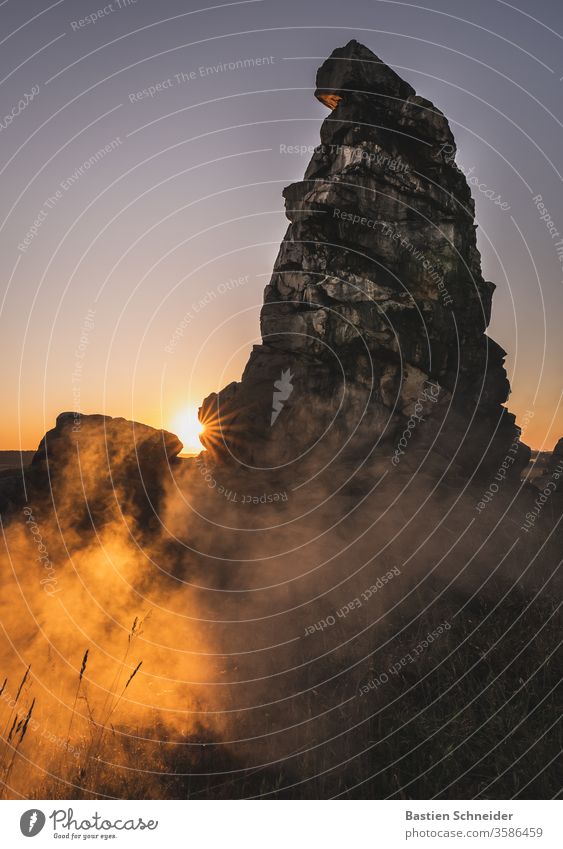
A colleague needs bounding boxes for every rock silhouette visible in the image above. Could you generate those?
[0,413,182,526]
[200,40,529,477]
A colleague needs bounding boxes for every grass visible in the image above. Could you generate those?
[0,588,558,800]
[0,618,145,800]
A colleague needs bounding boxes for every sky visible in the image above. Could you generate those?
[0,0,561,451]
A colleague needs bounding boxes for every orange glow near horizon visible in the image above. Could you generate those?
[170,404,205,454]
[1,398,561,455]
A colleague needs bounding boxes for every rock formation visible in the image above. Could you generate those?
[0,413,182,526]
[200,40,529,477]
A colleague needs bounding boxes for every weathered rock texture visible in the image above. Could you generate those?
[201,40,528,474]
[0,413,182,527]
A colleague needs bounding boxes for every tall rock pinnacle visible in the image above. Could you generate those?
[200,40,529,476]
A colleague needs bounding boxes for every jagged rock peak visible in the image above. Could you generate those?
[315,39,415,108]
[200,42,529,478]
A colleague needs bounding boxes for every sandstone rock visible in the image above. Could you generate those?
[29,412,182,529]
[201,40,529,476]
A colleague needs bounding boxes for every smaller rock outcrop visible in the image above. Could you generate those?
[0,413,182,528]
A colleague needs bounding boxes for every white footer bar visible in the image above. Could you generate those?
[1,799,560,848]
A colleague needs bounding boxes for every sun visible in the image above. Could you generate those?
[170,404,205,454]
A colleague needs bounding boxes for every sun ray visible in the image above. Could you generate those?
[170,405,205,454]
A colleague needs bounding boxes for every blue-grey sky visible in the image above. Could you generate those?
[1,0,561,449]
